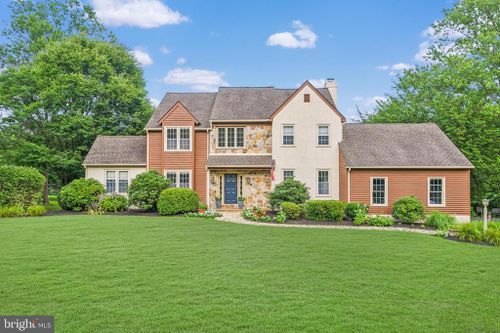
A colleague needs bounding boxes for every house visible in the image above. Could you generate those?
[83,79,473,221]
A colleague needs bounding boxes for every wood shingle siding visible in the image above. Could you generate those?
[147,131,162,172]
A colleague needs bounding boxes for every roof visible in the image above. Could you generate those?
[83,136,147,165]
[340,123,473,168]
[207,155,274,168]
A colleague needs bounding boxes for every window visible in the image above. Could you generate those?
[282,125,294,145]
[283,170,295,180]
[165,127,191,151]
[429,178,445,206]
[304,94,310,103]
[165,170,191,188]
[318,125,329,145]
[318,170,330,195]
[217,127,244,148]
[371,177,387,206]
[106,171,116,193]
[118,171,128,193]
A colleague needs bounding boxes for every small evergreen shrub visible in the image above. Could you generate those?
[274,211,287,224]
[128,171,170,211]
[0,165,45,208]
[268,178,310,209]
[305,200,347,222]
[424,211,456,230]
[58,178,105,212]
[280,202,301,220]
[345,202,368,220]
[392,196,425,224]
[367,215,394,226]
[353,210,369,225]
[99,194,128,212]
[157,188,199,216]
[26,205,47,216]
[0,206,25,218]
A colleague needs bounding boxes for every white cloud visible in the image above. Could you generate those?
[377,62,414,75]
[92,0,188,28]
[266,20,317,49]
[160,46,171,54]
[130,49,153,66]
[414,41,432,62]
[308,79,325,88]
[149,97,161,107]
[176,57,187,65]
[163,68,228,91]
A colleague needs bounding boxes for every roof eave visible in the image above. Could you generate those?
[345,165,474,169]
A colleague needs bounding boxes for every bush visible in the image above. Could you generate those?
[99,194,128,212]
[0,206,25,218]
[58,178,105,212]
[280,202,301,220]
[424,211,456,230]
[241,207,273,222]
[26,205,47,216]
[345,202,368,220]
[0,165,45,208]
[367,215,394,226]
[157,188,199,216]
[128,171,170,211]
[457,223,483,242]
[305,200,347,222]
[392,196,425,224]
[485,228,500,247]
[268,178,310,209]
[274,211,287,224]
[353,211,369,225]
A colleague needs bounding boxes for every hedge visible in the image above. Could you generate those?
[305,200,346,222]
[392,196,425,223]
[268,178,310,209]
[157,188,199,216]
[280,202,302,220]
[127,171,170,211]
[99,194,128,212]
[0,165,45,208]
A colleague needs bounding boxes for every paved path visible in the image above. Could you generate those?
[216,212,437,235]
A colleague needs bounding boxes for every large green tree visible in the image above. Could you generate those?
[365,0,499,206]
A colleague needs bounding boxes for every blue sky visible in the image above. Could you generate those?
[1,0,456,120]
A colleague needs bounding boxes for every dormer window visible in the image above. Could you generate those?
[304,94,310,103]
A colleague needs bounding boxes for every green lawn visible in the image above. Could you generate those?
[0,216,498,332]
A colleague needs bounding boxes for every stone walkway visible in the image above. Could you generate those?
[216,211,437,235]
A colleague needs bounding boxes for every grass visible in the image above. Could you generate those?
[45,194,61,211]
[0,216,499,332]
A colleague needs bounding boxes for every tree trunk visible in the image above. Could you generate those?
[44,171,49,204]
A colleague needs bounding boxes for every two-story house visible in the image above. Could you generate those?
[84,79,473,221]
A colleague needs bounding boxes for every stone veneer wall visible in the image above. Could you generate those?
[210,125,272,154]
[208,170,272,208]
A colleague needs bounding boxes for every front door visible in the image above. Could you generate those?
[224,174,238,204]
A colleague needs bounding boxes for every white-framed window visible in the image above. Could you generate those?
[165,170,192,189]
[371,177,388,206]
[317,125,330,146]
[164,127,191,151]
[283,170,295,180]
[217,127,244,148]
[317,170,330,196]
[282,125,294,145]
[106,170,128,193]
[428,177,445,206]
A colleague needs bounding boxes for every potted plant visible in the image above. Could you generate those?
[215,195,222,209]
[237,196,245,209]
[198,202,208,213]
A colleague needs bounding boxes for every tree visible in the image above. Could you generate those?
[365,0,499,206]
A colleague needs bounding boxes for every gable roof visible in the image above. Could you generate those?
[340,123,473,168]
[157,101,200,125]
[83,136,146,165]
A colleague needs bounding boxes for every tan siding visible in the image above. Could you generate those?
[339,151,348,202]
[194,132,208,202]
[349,169,470,215]
[147,131,162,172]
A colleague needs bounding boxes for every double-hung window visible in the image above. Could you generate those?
[106,171,116,193]
[318,125,329,145]
[217,127,244,148]
[282,125,294,145]
[428,177,445,206]
[118,171,128,193]
[165,127,191,151]
[106,170,128,193]
[283,170,295,180]
[165,170,191,189]
[371,177,387,206]
[317,170,330,195]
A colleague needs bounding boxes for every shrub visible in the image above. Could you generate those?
[99,194,128,212]
[268,178,310,209]
[274,211,287,224]
[157,188,199,216]
[0,206,25,218]
[305,200,347,222]
[485,228,500,247]
[367,215,394,226]
[424,211,456,230]
[185,210,222,218]
[353,211,369,225]
[392,196,425,224]
[241,207,272,222]
[280,202,301,220]
[128,171,170,211]
[457,223,483,242]
[345,202,368,220]
[26,205,47,216]
[0,165,45,208]
[58,178,105,212]
[199,202,208,210]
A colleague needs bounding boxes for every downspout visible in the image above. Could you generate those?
[347,167,351,203]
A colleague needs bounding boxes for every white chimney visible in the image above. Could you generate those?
[324,78,337,105]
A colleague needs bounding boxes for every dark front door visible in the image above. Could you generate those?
[224,174,238,204]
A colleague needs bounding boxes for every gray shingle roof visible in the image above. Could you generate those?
[207,155,274,168]
[84,136,146,165]
[340,123,473,168]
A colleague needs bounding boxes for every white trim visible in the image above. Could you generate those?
[428,177,446,207]
[282,169,295,180]
[282,124,295,146]
[346,165,473,169]
[164,126,192,152]
[207,165,272,169]
[316,169,331,196]
[209,153,272,156]
[316,123,330,146]
[164,169,193,189]
[216,126,246,149]
[370,177,388,206]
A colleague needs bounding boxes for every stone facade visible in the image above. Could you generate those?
[208,169,272,208]
[210,125,272,154]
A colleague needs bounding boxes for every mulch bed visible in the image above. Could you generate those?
[259,218,434,230]
[45,209,159,217]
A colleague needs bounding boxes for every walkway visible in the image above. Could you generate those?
[216,211,437,235]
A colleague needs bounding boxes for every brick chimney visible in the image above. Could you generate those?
[324,78,337,105]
